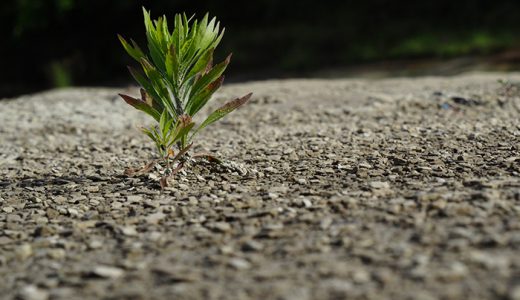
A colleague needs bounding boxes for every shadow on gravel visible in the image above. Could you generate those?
[15,175,127,188]
[7,160,255,191]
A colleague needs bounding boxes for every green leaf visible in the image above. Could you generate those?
[166,115,194,146]
[172,122,195,146]
[143,9,166,74]
[128,67,163,111]
[139,58,178,117]
[189,53,231,99]
[159,110,168,139]
[190,92,252,139]
[186,75,224,115]
[165,44,179,83]
[140,127,157,143]
[187,47,214,79]
[118,34,146,62]
[199,17,219,50]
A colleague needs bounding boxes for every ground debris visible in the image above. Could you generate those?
[1,75,519,299]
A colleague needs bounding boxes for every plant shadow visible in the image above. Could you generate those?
[9,174,127,189]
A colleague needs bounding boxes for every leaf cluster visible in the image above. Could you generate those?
[118,7,251,163]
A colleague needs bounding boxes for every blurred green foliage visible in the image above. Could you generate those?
[2,0,520,96]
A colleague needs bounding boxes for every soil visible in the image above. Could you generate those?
[1,73,520,300]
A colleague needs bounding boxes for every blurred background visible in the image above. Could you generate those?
[3,0,520,97]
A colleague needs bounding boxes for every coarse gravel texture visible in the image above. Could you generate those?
[1,72,520,300]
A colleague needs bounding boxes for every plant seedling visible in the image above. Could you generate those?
[118,8,251,187]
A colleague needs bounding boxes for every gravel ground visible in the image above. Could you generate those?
[1,73,520,300]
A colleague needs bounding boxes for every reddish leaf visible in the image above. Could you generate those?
[160,176,168,189]
[170,143,193,164]
[159,162,185,190]
[208,75,224,91]
[124,161,157,176]
[203,52,215,75]
[171,162,185,175]
[119,93,161,121]
[119,93,141,106]
[192,152,223,164]
[220,92,252,111]
[191,92,252,138]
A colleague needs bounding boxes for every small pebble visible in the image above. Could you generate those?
[16,244,32,261]
[18,285,49,300]
[92,265,124,279]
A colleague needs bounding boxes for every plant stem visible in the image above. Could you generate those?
[165,153,171,174]
[181,134,187,150]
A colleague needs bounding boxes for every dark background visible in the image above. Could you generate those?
[3,0,520,97]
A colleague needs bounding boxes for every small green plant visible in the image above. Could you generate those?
[118,8,251,185]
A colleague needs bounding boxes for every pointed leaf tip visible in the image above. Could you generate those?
[190,92,252,140]
[119,93,161,122]
[225,53,233,64]
[220,92,252,111]
[119,93,140,105]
